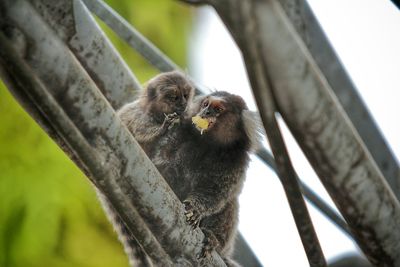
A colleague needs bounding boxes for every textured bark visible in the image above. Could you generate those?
[256,149,351,237]
[186,0,400,266]
[82,0,210,94]
[89,0,351,241]
[183,1,328,266]
[0,0,226,265]
[82,0,179,73]
[31,0,140,110]
[277,0,400,201]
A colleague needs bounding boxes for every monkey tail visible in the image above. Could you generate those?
[113,216,153,267]
[97,191,153,267]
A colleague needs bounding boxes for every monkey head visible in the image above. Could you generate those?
[143,71,194,121]
[191,91,251,146]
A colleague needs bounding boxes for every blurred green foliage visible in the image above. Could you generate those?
[0,1,192,266]
[99,0,192,82]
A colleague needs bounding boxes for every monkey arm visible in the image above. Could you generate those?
[131,113,179,143]
[118,102,178,143]
[118,103,157,142]
[130,121,167,143]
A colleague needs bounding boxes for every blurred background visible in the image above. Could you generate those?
[0,0,399,266]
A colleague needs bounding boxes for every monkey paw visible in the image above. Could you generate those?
[183,199,201,228]
[197,230,221,261]
[197,234,219,260]
[164,112,179,122]
[163,112,180,130]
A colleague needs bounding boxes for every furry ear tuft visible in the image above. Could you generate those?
[145,81,157,100]
[184,94,206,119]
[242,110,265,152]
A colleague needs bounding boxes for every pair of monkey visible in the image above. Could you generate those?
[107,71,259,267]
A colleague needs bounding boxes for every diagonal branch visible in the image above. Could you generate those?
[32,0,141,109]
[0,23,174,267]
[277,0,400,201]
[85,0,350,240]
[82,0,179,72]
[186,0,328,266]
[0,0,226,265]
[256,149,351,237]
[189,0,400,265]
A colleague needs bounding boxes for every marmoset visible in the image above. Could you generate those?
[153,91,259,267]
[100,71,195,267]
[106,72,259,266]
[118,70,194,156]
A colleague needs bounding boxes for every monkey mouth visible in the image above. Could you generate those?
[196,117,217,134]
[205,117,216,129]
[192,116,217,134]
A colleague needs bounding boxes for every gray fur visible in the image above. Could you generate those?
[100,71,194,266]
[152,91,255,266]
[101,72,258,266]
[97,190,153,267]
[242,110,265,152]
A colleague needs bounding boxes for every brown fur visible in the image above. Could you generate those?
[153,91,255,266]
[118,71,194,156]
[105,71,194,267]
[113,74,257,266]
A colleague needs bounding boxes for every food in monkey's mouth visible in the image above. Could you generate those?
[192,116,216,134]
[192,115,209,131]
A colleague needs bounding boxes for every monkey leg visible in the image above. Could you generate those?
[198,200,239,261]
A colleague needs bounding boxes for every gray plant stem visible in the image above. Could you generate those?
[0,0,227,265]
[184,0,400,265]
[184,1,328,266]
[82,0,179,72]
[181,0,326,266]
[256,149,351,237]
[277,0,400,201]
[83,0,350,240]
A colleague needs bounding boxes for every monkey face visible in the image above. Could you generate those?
[194,91,248,145]
[196,96,224,130]
[157,84,193,115]
[145,71,194,120]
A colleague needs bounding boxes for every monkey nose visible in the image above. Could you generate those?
[176,107,185,115]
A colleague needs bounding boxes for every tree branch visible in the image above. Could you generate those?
[33,0,141,110]
[82,0,179,72]
[0,0,226,265]
[0,28,173,266]
[194,1,328,266]
[277,0,400,201]
[198,0,400,265]
[85,0,350,241]
[256,149,351,237]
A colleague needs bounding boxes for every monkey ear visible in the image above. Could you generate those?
[184,94,206,119]
[242,110,266,152]
[145,80,157,100]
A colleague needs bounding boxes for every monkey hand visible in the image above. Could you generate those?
[163,112,180,129]
[183,199,203,228]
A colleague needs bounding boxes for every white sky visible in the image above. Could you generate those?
[188,1,400,266]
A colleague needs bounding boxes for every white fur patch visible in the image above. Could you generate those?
[242,110,266,152]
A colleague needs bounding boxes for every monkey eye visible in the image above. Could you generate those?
[202,100,209,108]
[215,106,224,113]
[168,95,179,101]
